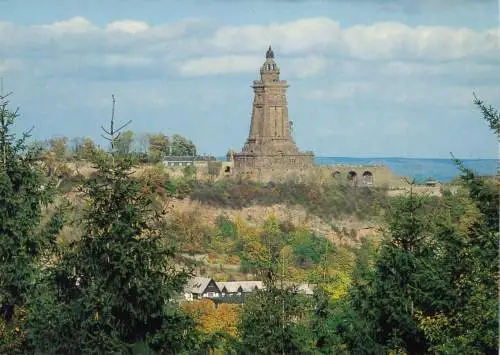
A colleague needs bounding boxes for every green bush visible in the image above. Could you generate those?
[163,178,177,197]
[57,174,85,193]
[290,230,332,268]
[215,215,238,240]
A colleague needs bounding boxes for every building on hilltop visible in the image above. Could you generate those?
[163,155,216,167]
[231,46,314,181]
[215,46,404,187]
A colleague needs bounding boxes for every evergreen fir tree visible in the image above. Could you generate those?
[354,191,431,355]
[423,95,499,354]
[28,96,196,354]
[236,216,314,354]
[0,92,61,353]
[338,95,499,355]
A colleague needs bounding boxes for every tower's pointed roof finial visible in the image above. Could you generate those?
[266,45,275,59]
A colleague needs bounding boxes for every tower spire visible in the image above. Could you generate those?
[266,45,275,59]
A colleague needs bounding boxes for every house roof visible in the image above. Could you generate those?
[217,281,264,293]
[184,277,213,294]
[217,282,241,293]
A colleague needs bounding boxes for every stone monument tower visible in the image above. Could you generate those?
[233,46,314,180]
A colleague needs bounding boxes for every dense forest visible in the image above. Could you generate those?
[0,91,498,354]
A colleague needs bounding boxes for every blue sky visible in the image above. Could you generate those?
[0,0,498,158]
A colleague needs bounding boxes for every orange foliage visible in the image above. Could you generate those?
[181,299,241,337]
[170,210,206,253]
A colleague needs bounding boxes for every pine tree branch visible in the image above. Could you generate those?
[450,152,475,182]
[114,120,132,134]
[101,126,112,135]
[0,91,13,100]
[473,92,500,137]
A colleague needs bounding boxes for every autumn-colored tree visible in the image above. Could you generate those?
[170,133,196,156]
[148,133,170,162]
[236,215,315,354]
[181,299,240,337]
[81,137,96,159]
[49,136,68,161]
[114,129,134,155]
[69,137,97,163]
[167,210,207,254]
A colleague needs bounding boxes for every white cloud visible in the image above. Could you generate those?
[106,20,150,34]
[178,54,330,78]
[40,16,96,34]
[211,17,499,61]
[0,16,209,55]
[305,83,373,101]
[284,57,329,78]
[341,22,413,60]
[0,15,498,112]
[178,55,262,76]
[212,17,341,54]
[0,16,498,77]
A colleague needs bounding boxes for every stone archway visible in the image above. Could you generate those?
[362,171,373,185]
[347,171,357,180]
[347,171,358,186]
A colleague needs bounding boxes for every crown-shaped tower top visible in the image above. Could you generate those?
[260,45,280,81]
[266,45,275,59]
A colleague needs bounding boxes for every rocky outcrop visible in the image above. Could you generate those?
[170,198,380,247]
